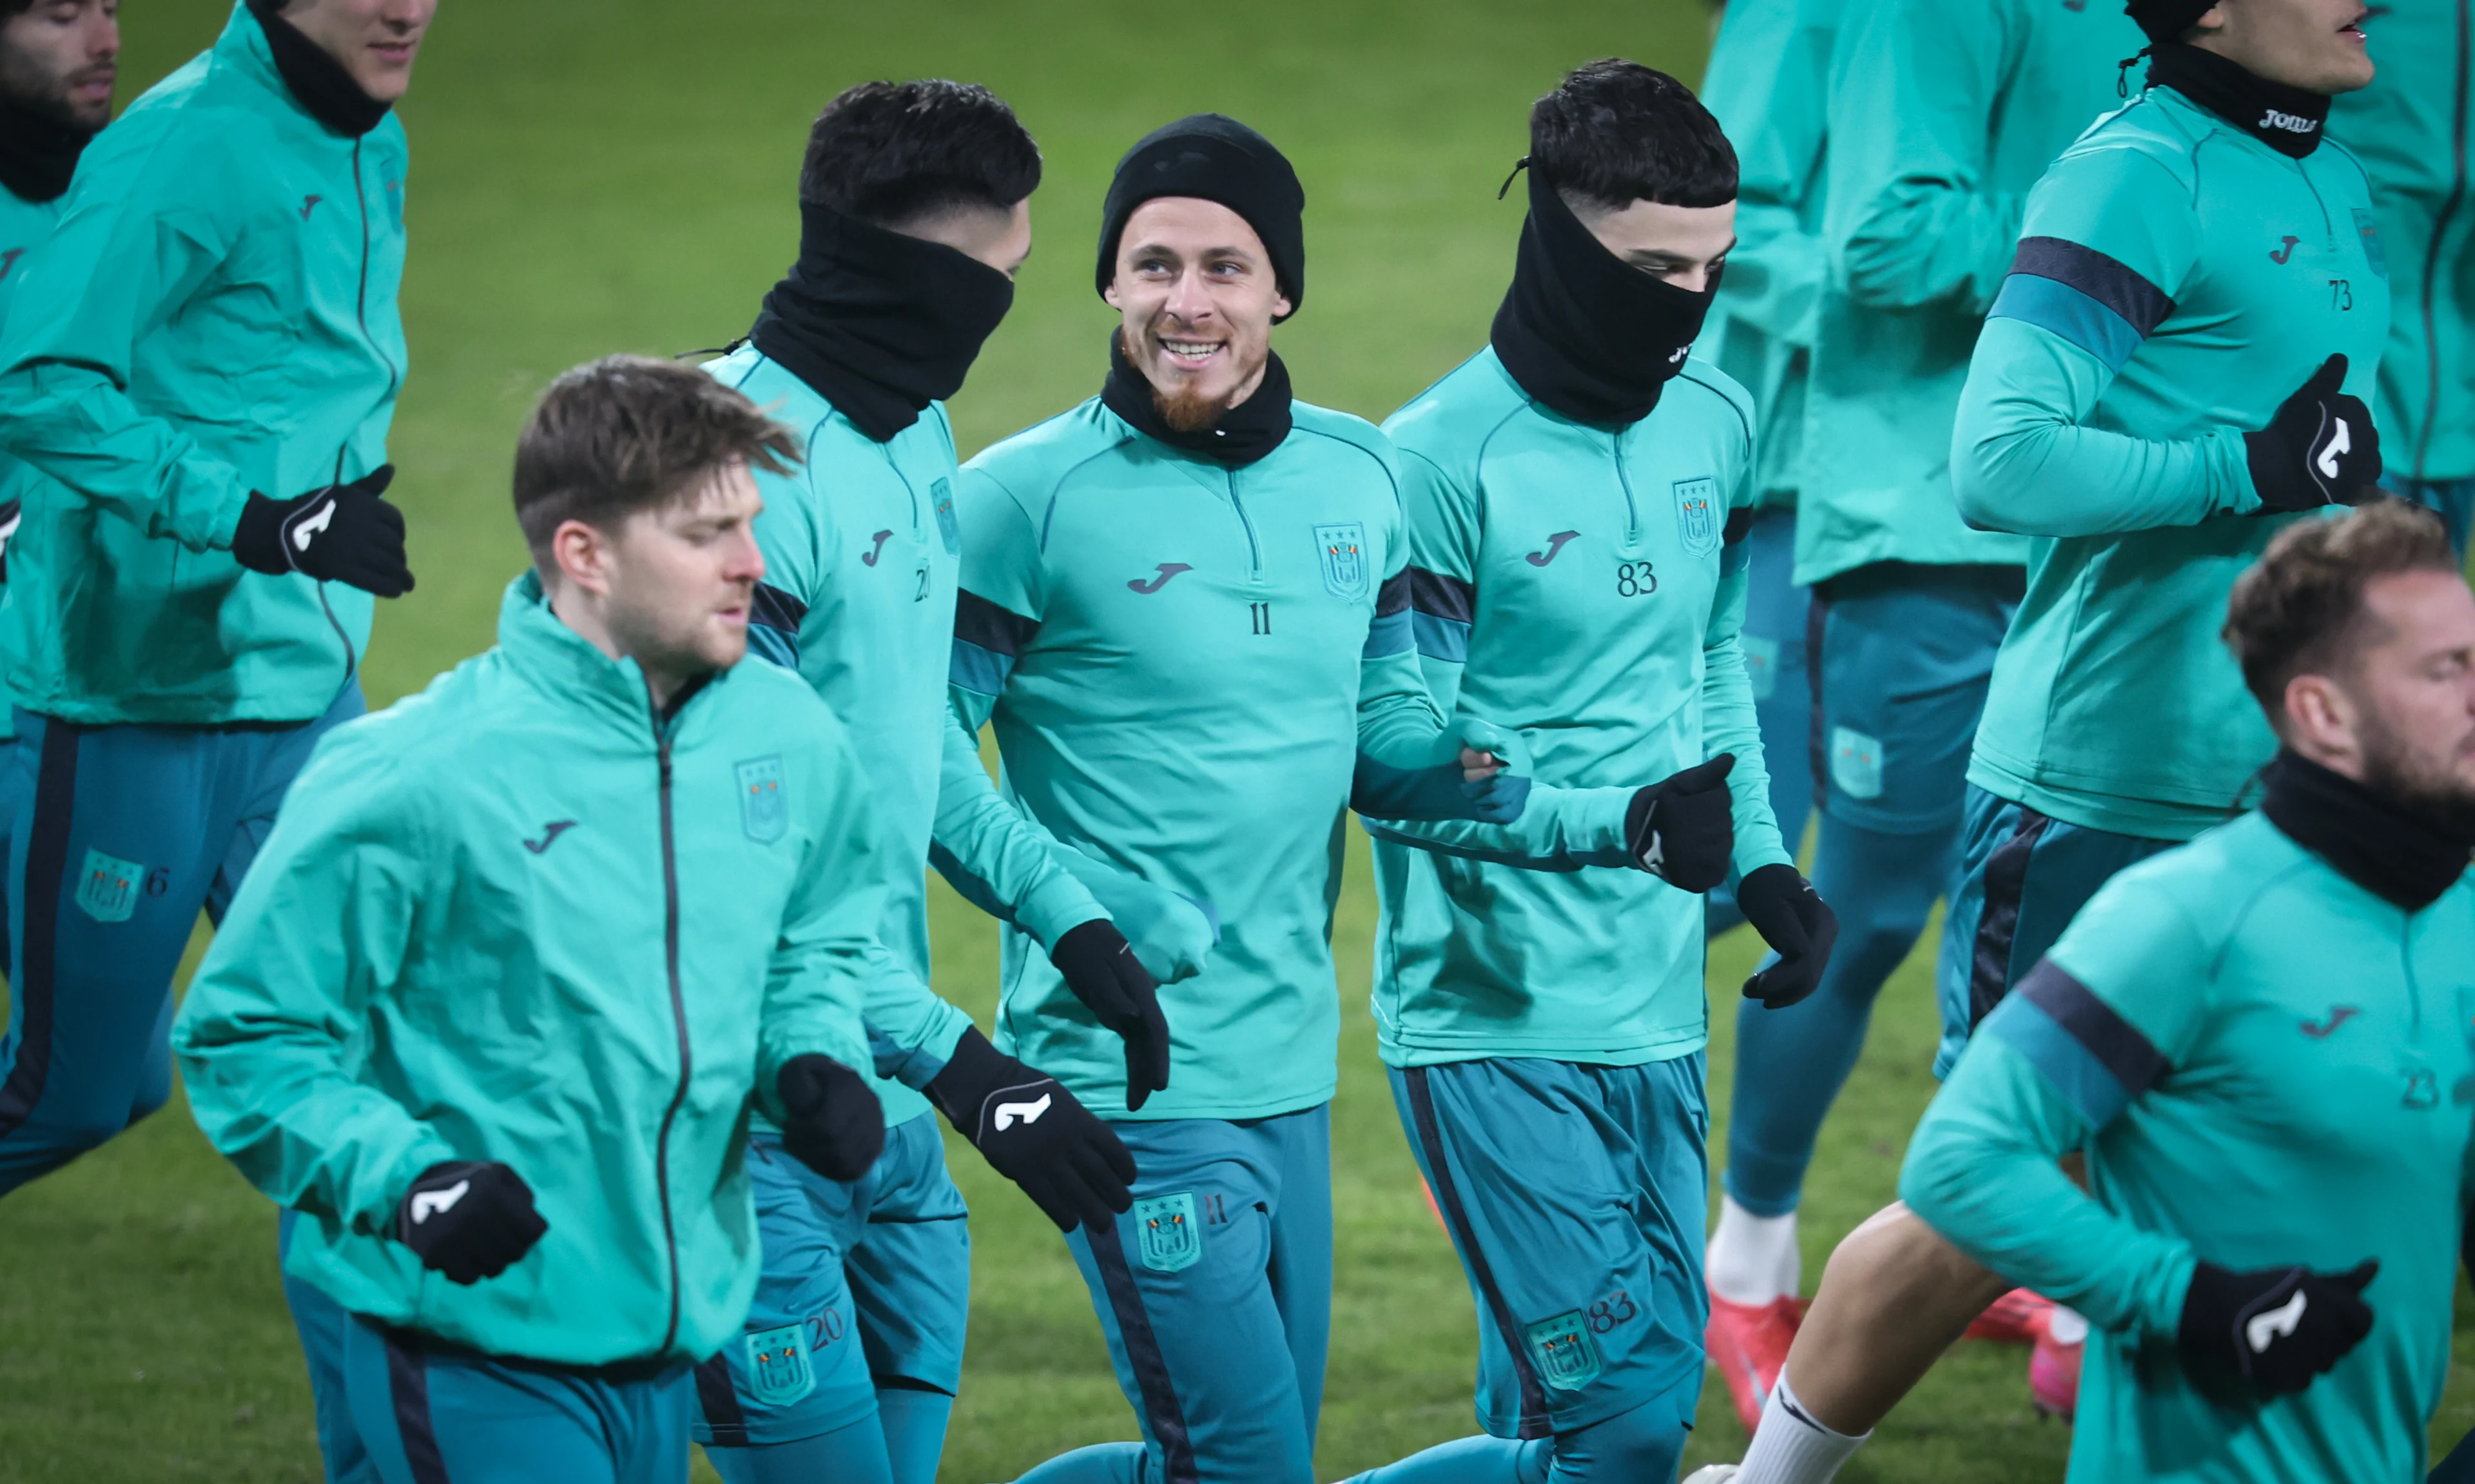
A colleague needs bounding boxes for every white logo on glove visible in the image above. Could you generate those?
[2247,1289,2307,1353]
[409,1179,471,1226]
[2317,418,2351,481]
[291,500,337,552]
[993,1093,1053,1132]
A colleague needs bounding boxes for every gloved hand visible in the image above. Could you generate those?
[1051,920,1171,1112]
[1624,755,1736,892]
[1736,863,1839,1008]
[928,1027,1136,1232]
[777,1053,886,1182]
[0,496,21,583]
[2245,355,2382,512]
[231,464,416,596]
[2178,1260,2377,1393]
[395,1160,548,1285]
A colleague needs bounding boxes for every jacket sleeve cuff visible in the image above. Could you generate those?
[1010,869,1109,950]
[879,1005,974,1092]
[2142,1248,2200,1342]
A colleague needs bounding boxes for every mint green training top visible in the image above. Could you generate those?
[1695,0,1836,506]
[175,575,881,1367]
[2331,4,2475,485]
[1904,811,2475,1483]
[0,2,405,726]
[944,394,1466,1121]
[1366,349,1791,1068]
[0,178,63,740]
[1794,0,2140,584]
[1958,84,2390,840]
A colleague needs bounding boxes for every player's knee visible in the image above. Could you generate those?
[1551,1391,1690,1481]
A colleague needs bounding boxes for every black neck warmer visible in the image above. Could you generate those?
[2149,44,2329,159]
[2261,750,2475,911]
[245,0,391,138]
[1100,330,1294,467]
[0,93,92,204]
[1489,166,1721,427]
[748,202,1015,445]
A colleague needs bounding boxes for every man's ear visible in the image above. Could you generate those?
[549,517,614,599]
[2282,671,2360,761]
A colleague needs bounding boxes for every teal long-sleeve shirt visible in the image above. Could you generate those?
[1365,349,1789,1068]
[1957,84,2390,840]
[1694,0,1837,505]
[1793,0,2139,583]
[175,575,881,1367]
[0,2,406,726]
[2331,4,2475,484]
[943,394,1468,1121]
[1903,811,2475,1483]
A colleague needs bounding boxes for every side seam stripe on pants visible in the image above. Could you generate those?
[1086,1215,1202,1484]
[0,718,80,1138]
[695,1353,751,1448]
[385,1330,453,1484]
[1967,807,2052,1031]
[1402,1066,1553,1440]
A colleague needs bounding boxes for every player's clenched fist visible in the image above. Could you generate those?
[929,1028,1137,1233]
[2246,354,2382,512]
[2179,1260,2378,1394]
[777,1054,887,1182]
[231,463,416,597]
[1626,754,1736,892]
[395,1161,548,1285]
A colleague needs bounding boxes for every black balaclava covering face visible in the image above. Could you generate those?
[1094,113,1305,321]
[1490,164,1723,427]
[1100,329,1294,467]
[750,200,1016,445]
[2147,42,2329,159]
[0,90,92,204]
[2261,750,2475,911]
[245,0,391,138]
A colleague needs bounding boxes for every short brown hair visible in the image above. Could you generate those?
[512,356,799,557]
[2222,500,2460,718]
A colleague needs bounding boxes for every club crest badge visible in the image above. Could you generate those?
[1830,726,1885,802]
[75,848,144,925]
[1673,477,1720,557]
[744,1322,815,1407]
[1314,522,1369,601]
[1134,1192,1201,1273]
[1524,1311,1603,1391]
[737,756,788,844]
[932,477,962,557]
[2352,208,2386,279]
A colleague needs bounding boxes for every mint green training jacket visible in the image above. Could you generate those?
[944,395,1469,1121]
[175,575,882,1366]
[1696,0,1837,505]
[710,345,1203,1132]
[0,2,406,726]
[2332,3,2474,484]
[0,178,64,740]
[1794,0,2140,583]
[1366,349,1791,1068]
[1957,85,2389,840]
[1904,811,2475,1483]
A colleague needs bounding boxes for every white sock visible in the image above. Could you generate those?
[2046,1304,2089,1345]
[1708,1195,1800,1306]
[1737,1370,1867,1484]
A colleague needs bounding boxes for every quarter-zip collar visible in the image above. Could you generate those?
[2147,44,2329,160]
[496,573,728,735]
[2261,749,2475,911]
[230,1,392,139]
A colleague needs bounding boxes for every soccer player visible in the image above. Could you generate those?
[1701,0,2144,1419]
[174,356,896,1484]
[1338,61,1836,1483]
[1903,499,2475,1483]
[1722,2,2388,1478]
[2331,3,2473,553]
[942,113,1526,1484]
[690,81,1197,1484]
[0,0,119,970]
[1693,0,1826,943]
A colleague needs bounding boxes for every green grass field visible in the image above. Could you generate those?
[1,3,2470,1479]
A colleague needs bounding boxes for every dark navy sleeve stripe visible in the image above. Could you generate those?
[1722,506,1756,546]
[752,581,807,632]
[1982,959,2169,1128]
[1992,237,2175,371]
[954,588,1039,658]
[2010,237,2174,336]
[1375,567,1412,619]
[1407,566,1474,626]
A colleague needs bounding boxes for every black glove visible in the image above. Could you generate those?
[1736,863,1839,1009]
[2178,1260,2377,1394]
[1051,920,1171,1112]
[231,464,415,597]
[1624,755,1736,892]
[0,496,20,583]
[394,1160,548,1285]
[929,1027,1136,1232]
[777,1054,886,1182]
[2245,354,2383,512]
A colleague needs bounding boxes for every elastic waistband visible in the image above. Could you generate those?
[368,1322,690,1386]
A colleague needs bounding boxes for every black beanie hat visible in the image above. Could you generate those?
[1095,114,1305,322]
[2125,0,2217,44]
